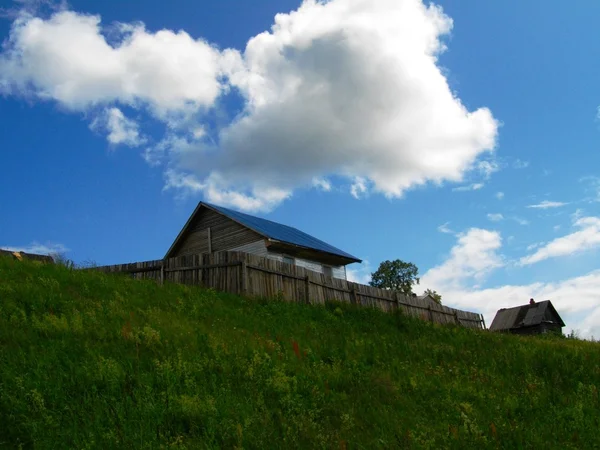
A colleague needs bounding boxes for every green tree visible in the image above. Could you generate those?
[369,259,419,294]
[424,288,442,305]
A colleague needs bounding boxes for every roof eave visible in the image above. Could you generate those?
[545,301,566,327]
[203,201,362,262]
[165,202,362,264]
[266,238,362,264]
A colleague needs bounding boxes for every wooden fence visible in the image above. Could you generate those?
[93,251,486,329]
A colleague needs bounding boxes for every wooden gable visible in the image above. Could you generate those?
[166,206,263,258]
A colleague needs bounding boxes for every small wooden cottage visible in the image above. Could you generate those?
[165,202,362,280]
[489,299,565,335]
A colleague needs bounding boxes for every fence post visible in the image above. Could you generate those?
[350,287,358,305]
[241,261,248,296]
[160,259,165,286]
[454,310,460,325]
[428,305,434,323]
[304,276,311,305]
[480,313,486,330]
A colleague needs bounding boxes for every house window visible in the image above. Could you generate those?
[323,265,333,278]
[283,256,294,266]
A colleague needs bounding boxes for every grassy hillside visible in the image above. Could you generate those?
[0,257,599,449]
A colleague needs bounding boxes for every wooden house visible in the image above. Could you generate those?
[0,249,54,264]
[165,202,361,280]
[489,299,565,335]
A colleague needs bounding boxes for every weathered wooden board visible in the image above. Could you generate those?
[93,251,485,329]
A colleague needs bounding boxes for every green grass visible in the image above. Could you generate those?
[0,257,599,449]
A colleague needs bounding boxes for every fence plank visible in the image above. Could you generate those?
[92,251,484,329]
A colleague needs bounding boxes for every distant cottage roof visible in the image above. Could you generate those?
[167,202,362,263]
[489,300,565,331]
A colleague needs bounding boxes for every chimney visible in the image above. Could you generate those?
[529,298,535,305]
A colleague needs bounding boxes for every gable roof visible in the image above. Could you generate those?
[166,202,362,263]
[489,300,565,331]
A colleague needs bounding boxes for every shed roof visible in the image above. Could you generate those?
[167,202,362,263]
[489,300,565,331]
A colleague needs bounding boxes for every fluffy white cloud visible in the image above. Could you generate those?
[0,10,228,113]
[477,160,499,178]
[0,0,499,212]
[91,107,145,146]
[444,273,600,339]
[163,169,291,212]
[487,213,503,222]
[183,0,498,205]
[312,177,332,192]
[346,259,372,285]
[421,228,504,291]
[1,241,69,255]
[421,228,600,339]
[452,183,484,192]
[350,177,369,199]
[527,200,568,209]
[519,216,600,265]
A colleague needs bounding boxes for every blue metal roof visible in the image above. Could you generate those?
[203,202,361,262]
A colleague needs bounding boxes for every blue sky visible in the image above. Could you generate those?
[2,0,600,337]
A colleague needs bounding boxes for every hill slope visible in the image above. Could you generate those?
[0,257,599,449]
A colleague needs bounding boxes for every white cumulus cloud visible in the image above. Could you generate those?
[312,177,332,192]
[0,10,228,114]
[0,0,499,212]
[421,228,504,291]
[421,228,600,339]
[163,169,291,212]
[519,216,600,265]
[346,259,372,285]
[91,107,145,146]
[350,177,369,199]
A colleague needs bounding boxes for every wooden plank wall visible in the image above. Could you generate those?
[93,251,485,329]
[169,208,263,257]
